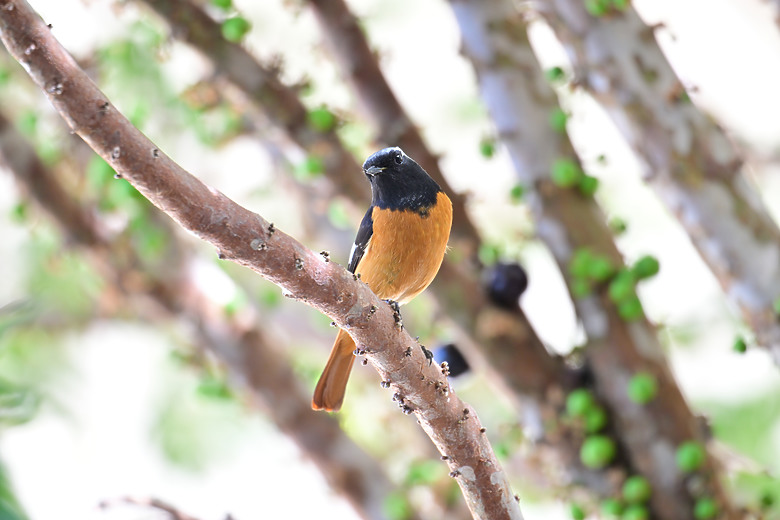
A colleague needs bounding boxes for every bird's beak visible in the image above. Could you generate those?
[364,165,384,177]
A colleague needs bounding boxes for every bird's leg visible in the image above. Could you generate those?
[384,299,403,330]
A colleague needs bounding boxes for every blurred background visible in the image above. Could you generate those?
[1,0,780,519]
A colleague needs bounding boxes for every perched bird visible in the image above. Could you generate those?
[312,147,453,411]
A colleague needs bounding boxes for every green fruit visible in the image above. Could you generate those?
[571,503,585,520]
[295,155,324,179]
[551,158,582,187]
[627,372,657,404]
[631,255,660,279]
[621,504,649,520]
[580,435,616,469]
[578,175,600,196]
[480,138,496,158]
[584,0,611,16]
[610,217,627,235]
[617,295,643,321]
[509,184,525,203]
[622,476,652,504]
[307,106,336,132]
[545,66,566,83]
[584,405,608,433]
[608,270,636,303]
[566,389,595,417]
[587,255,614,282]
[612,0,630,10]
[733,336,747,353]
[570,248,594,278]
[221,16,251,42]
[549,107,568,133]
[694,497,718,519]
[601,498,623,517]
[571,277,592,298]
[211,0,232,9]
[675,441,706,473]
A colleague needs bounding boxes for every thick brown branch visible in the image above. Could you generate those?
[138,0,568,432]
[450,1,736,518]
[0,109,427,520]
[141,0,367,205]
[539,0,780,364]
[0,2,522,518]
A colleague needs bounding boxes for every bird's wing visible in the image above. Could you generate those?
[347,206,374,274]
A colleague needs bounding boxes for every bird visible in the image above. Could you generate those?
[312,147,453,412]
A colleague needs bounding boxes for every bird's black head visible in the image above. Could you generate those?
[362,147,441,213]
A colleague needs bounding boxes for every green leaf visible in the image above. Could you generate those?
[307,106,336,132]
[601,498,623,517]
[545,66,566,84]
[211,0,232,10]
[221,16,251,42]
[479,137,496,158]
[570,503,585,520]
[294,155,324,180]
[584,0,611,16]
[404,459,443,486]
[693,497,718,519]
[549,107,568,133]
[382,491,412,520]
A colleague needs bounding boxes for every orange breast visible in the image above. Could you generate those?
[355,191,453,304]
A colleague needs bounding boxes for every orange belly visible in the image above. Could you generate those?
[355,191,452,304]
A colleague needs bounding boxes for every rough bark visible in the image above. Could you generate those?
[539,0,780,364]
[0,2,523,518]
[0,109,425,520]
[138,0,569,428]
[448,2,737,519]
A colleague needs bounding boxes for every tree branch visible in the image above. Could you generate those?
[137,0,570,436]
[0,1,522,518]
[0,107,434,520]
[448,2,736,518]
[539,0,780,364]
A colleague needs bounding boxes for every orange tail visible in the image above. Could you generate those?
[312,329,356,411]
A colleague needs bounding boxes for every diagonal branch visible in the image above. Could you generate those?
[539,0,780,364]
[137,0,568,428]
[448,2,736,518]
[0,107,434,520]
[0,1,522,518]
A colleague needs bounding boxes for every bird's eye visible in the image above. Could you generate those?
[394,153,403,165]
